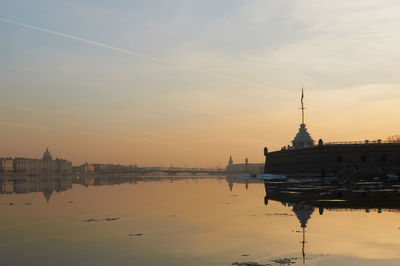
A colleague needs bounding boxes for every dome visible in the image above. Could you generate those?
[42,148,53,161]
[292,124,314,149]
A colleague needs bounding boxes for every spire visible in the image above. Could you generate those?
[292,87,314,148]
[228,155,233,166]
[301,87,304,124]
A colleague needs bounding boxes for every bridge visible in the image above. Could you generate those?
[138,167,223,175]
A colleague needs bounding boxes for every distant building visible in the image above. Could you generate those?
[225,156,264,174]
[74,162,95,173]
[93,164,108,172]
[0,158,14,173]
[73,163,138,174]
[0,148,72,174]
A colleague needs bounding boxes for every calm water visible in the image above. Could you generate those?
[1,175,400,266]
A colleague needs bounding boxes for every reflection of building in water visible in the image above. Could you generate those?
[226,156,264,174]
[0,175,223,202]
[263,179,400,264]
[291,203,314,264]
[291,203,314,229]
[264,179,400,213]
[0,148,72,174]
[0,176,73,202]
[224,175,263,192]
[264,187,314,264]
[42,187,53,203]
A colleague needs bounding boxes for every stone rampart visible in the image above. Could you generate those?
[264,143,400,176]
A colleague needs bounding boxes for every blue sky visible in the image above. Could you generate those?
[1,0,400,166]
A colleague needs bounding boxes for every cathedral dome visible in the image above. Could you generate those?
[42,148,53,161]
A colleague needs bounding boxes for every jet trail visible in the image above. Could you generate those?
[0,17,278,91]
[0,18,161,62]
[199,69,280,91]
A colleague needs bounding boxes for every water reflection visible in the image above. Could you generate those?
[2,175,400,265]
[0,175,227,202]
[0,177,73,202]
[264,179,400,264]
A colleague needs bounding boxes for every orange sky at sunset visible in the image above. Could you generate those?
[1,1,400,166]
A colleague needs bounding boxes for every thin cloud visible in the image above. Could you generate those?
[198,69,281,91]
[0,18,161,62]
[0,121,56,131]
[0,17,279,91]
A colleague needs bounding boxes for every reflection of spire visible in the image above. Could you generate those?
[229,180,233,192]
[291,204,314,265]
[42,188,53,203]
[302,227,306,265]
[292,204,314,228]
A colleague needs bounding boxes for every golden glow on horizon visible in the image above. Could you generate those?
[1,84,400,167]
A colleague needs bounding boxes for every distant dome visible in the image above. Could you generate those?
[42,148,53,161]
[292,124,314,149]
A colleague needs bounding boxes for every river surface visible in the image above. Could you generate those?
[1,175,400,266]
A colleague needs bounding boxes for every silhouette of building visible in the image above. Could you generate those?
[264,89,400,177]
[0,148,72,174]
[225,156,263,174]
[292,124,314,149]
[42,148,53,161]
[74,162,95,173]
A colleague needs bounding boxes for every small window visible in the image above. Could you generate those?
[337,155,342,162]
[361,156,367,162]
[382,155,387,162]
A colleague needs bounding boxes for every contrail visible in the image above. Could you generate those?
[0,18,161,62]
[0,17,278,91]
[199,69,280,91]
[0,121,56,131]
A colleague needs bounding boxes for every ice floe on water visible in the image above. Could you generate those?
[83,217,120,222]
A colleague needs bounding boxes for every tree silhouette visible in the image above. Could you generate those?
[386,135,400,143]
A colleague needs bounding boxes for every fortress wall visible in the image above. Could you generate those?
[264,143,400,175]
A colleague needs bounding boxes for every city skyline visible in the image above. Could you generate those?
[1,1,400,167]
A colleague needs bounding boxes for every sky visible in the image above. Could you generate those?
[1,0,400,167]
